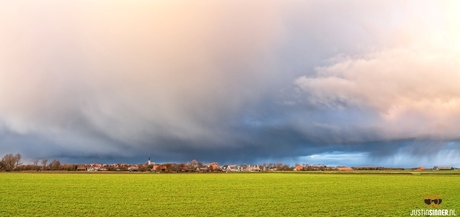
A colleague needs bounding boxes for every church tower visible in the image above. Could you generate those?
[148,155,151,165]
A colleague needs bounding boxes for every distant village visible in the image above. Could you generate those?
[0,153,458,172]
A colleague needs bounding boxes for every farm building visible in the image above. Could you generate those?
[434,166,453,170]
[128,165,139,171]
[227,165,238,171]
[209,163,218,170]
[355,166,379,170]
[76,166,87,171]
[249,165,263,172]
[337,167,353,171]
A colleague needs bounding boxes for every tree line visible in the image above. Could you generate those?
[0,153,66,171]
[0,153,22,171]
[1,152,413,173]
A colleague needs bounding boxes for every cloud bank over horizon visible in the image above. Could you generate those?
[1,1,460,167]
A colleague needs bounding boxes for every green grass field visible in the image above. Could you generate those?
[0,172,459,216]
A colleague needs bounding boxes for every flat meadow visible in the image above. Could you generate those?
[0,172,459,216]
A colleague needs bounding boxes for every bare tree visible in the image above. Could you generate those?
[48,159,61,170]
[190,160,199,168]
[186,160,200,171]
[41,159,48,170]
[33,160,39,166]
[275,162,283,170]
[267,163,274,169]
[14,153,21,168]
[2,154,17,171]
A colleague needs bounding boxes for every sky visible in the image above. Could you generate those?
[1,1,460,167]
